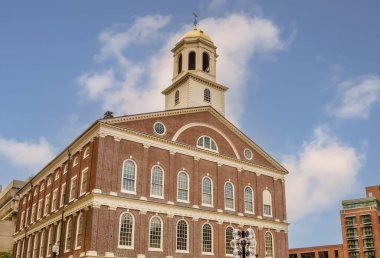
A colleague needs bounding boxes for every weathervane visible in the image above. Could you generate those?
[193,12,199,29]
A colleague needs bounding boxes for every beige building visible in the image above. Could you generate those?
[0,180,25,252]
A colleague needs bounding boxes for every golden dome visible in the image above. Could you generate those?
[182,28,212,42]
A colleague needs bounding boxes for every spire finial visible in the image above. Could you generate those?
[192,12,199,29]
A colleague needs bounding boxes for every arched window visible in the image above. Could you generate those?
[177,171,189,202]
[75,214,84,249]
[263,189,272,217]
[204,88,211,102]
[202,223,213,254]
[265,232,274,258]
[72,156,79,167]
[56,222,62,248]
[16,241,21,258]
[178,54,183,74]
[83,147,90,159]
[32,233,39,258]
[176,220,188,251]
[46,226,53,257]
[202,177,213,206]
[20,240,25,258]
[151,165,164,198]
[39,230,45,258]
[149,216,162,250]
[225,227,234,255]
[65,218,72,252]
[119,212,134,248]
[197,136,218,152]
[202,52,210,72]
[175,90,180,105]
[224,182,234,210]
[122,160,136,193]
[244,187,254,213]
[188,51,196,70]
[26,237,32,258]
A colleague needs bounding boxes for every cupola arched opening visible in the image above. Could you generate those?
[178,54,182,74]
[204,88,211,102]
[202,52,210,72]
[188,51,196,70]
[175,90,180,105]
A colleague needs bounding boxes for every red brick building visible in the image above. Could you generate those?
[289,244,344,258]
[13,28,289,258]
[341,185,380,258]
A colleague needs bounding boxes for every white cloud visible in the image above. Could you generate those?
[283,126,363,222]
[79,14,288,124]
[329,75,380,119]
[0,137,55,175]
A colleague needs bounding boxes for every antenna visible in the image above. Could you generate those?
[192,12,199,29]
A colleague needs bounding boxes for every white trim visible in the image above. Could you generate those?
[201,176,213,207]
[39,229,45,258]
[196,135,218,153]
[264,231,274,258]
[44,194,51,216]
[64,218,72,252]
[46,226,53,257]
[120,159,137,194]
[263,189,272,217]
[172,122,240,159]
[244,148,253,160]
[72,156,79,167]
[201,222,214,255]
[244,186,254,214]
[117,212,135,249]
[175,219,189,253]
[148,215,163,251]
[60,183,66,208]
[74,213,83,250]
[153,121,166,136]
[37,199,43,220]
[177,171,190,203]
[80,167,89,196]
[63,164,68,175]
[224,181,235,211]
[51,189,58,212]
[150,165,165,199]
[69,176,78,202]
[225,226,234,257]
[83,147,90,159]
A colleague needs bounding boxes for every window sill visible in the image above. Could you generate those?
[150,195,164,199]
[245,211,255,215]
[75,246,81,250]
[118,245,134,250]
[121,190,136,195]
[177,199,190,204]
[224,208,235,212]
[202,252,214,255]
[148,248,163,252]
[176,250,189,253]
[202,204,213,208]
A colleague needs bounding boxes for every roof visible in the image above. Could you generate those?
[181,28,212,42]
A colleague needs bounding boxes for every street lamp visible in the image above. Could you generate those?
[52,243,59,258]
[230,227,257,258]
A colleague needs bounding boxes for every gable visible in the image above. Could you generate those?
[103,107,287,173]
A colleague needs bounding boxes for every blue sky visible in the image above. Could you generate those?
[1,0,379,248]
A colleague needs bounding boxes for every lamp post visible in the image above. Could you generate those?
[52,243,59,258]
[230,228,257,258]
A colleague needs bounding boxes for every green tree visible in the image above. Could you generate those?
[0,250,12,258]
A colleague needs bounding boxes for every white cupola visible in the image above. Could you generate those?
[161,28,228,116]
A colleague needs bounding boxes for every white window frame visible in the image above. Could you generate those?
[118,212,135,249]
[60,183,66,208]
[225,226,234,257]
[75,213,83,250]
[148,216,163,251]
[31,204,36,223]
[39,230,45,258]
[265,231,274,258]
[69,176,78,202]
[263,189,272,217]
[176,219,189,253]
[196,135,218,152]
[80,167,89,196]
[72,156,79,167]
[40,183,45,192]
[46,226,53,257]
[64,218,72,252]
[44,194,50,216]
[56,222,62,250]
[20,211,25,230]
[201,223,214,255]
[150,165,165,199]
[47,177,52,186]
[33,233,39,258]
[224,182,235,211]
[25,207,29,227]
[244,186,254,214]
[51,189,58,212]
[54,171,60,181]
[201,176,213,207]
[121,159,137,194]
[177,171,190,203]
[83,147,90,159]
[26,237,32,258]
[63,164,68,175]
[37,199,43,220]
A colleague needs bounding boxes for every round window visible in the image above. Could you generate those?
[244,148,253,160]
[154,122,166,135]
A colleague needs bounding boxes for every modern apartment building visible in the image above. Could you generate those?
[340,185,380,258]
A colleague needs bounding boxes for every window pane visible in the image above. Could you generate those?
[202,178,212,205]
[176,220,188,251]
[225,227,233,254]
[151,166,163,197]
[149,217,162,249]
[245,187,253,212]
[202,224,212,253]
[123,161,135,192]
[119,213,133,247]
[177,172,188,201]
[265,232,273,257]
[225,183,234,209]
